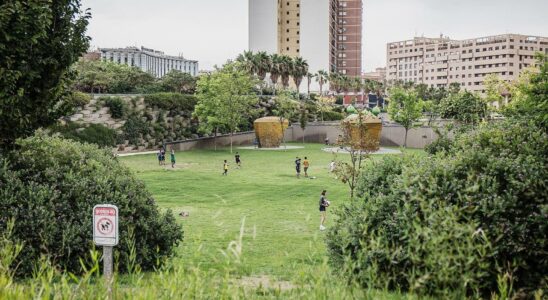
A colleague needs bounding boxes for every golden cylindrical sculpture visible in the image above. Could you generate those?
[341,113,382,151]
[254,116,289,148]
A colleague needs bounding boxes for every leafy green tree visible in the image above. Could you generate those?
[503,53,548,129]
[194,63,259,153]
[273,91,298,148]
[160,70,196,94]
[438,91,487,125]
[387,87,424,147]
[0,0,91,149]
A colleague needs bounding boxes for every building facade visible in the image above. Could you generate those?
[362,67,386,83]
[99,46,199,78]
[386,34,548,94]
[249,0,363,90]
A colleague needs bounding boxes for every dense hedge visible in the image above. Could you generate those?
[322,110,345,121]
[0,133,183,277]
[327,120,548,297]
[101,96,127,119]
[144,93,197,112]
[50,122,117,148]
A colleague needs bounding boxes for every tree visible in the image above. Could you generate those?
[387,87,424,147]
[299,102,308,144]
[254,51,271,82]
[279,55,294,88]
[273,91,298,149]
[317,96,335,122]
[160,70,196,94]
[333,111,379,199]
[438,91,487,125]
[194,63,259,153]
[269,54,283,90]
[503,53,548,130]
[306,72,314,96]
[316,70,328,95]
[0,0,91,149]
[291,57,309,94]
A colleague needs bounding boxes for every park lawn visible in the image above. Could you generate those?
[120,143,423,282]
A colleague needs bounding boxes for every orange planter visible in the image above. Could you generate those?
[254,117,289,148]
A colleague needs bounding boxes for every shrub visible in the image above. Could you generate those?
[102,96,127,118]
[327,120,548,297]
[122,115,149,146]
[322,110,344,121]
[0,133,183,277]
[144,93,197,112]
[51,122,117,148]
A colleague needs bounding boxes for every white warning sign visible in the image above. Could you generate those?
[93,205,119,246]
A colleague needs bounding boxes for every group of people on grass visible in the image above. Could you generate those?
[158,147,332,231]
[157,146,176,168]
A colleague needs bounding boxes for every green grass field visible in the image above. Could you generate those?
[120,143,420,283]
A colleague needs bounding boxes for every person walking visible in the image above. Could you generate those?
[295,157,301,178]
[157,148,162,166]
[303,157,310,177]
[160,147,166,166]
[223,160,229,176]
[319,190,330,231]
[170,148,176,168]
[235,152,241,168]
[329,160,336,173]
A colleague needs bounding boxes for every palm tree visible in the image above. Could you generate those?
[254,51,271,81]
[291,57,309,94]
[279,55,294,88]
[316,70,328,96]
[236,50,255,75]
[269,54,283,90]
[351,77,362,104]
[306,72,314,96]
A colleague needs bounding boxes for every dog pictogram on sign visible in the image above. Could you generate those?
[93,205,118,246]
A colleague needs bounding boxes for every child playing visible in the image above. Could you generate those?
[303,157,310,177]
[170,148,176,168]
[235,152,241,168]
[223,160,229,176]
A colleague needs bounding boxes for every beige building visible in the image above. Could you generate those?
[386,34,548,94]
[249,0,363,91]
[362,67,386,82]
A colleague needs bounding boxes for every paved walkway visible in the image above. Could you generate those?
[237,145,305,151]
[322,147,402,155]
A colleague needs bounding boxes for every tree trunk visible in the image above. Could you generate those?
[214,127,218,151]
[404,128,409,148]
[302,128,305,144]
[230,131,234,153]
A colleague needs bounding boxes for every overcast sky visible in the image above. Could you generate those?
[82,0,548,72]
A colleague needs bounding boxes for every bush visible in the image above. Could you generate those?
[0,133,183,277]
[102,96,127,119]
[144,93,197,112]
[122,115,149,146]
[322,110,344,121]
[51,122,117,148]
[327,120,548,297]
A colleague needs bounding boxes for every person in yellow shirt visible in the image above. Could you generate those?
[303,157,310,177]
[223,160,229,176]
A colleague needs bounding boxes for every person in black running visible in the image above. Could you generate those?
[235,152,241,168]
[295,157,301,178]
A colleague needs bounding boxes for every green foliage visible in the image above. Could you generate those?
[438,91,487,125]
[122,115,149,145]
[503,54,548,130]
[387,87,424,147]
[0,0,91,149]
[144,93,197,112]
[195,63,259,152]
[50,122,117,148]
[73,60,157,94]
[322,111,344,121]
[327,120,548,297]
[101,96,127,118]
[159,70,196,94]
[0,133,183,277]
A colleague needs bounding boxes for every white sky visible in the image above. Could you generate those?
[82,0,548,72]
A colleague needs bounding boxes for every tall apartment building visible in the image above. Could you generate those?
[99,46,199,78]
[386,34,548,94]
[249,0,363,90]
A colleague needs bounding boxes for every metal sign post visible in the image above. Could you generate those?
[93,204,119,286]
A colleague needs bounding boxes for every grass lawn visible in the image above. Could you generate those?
[120,143,423,282]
